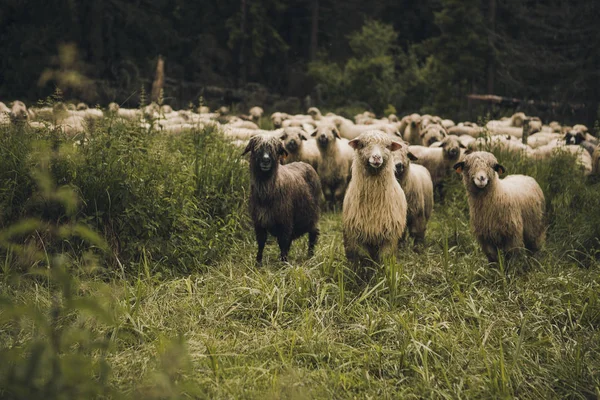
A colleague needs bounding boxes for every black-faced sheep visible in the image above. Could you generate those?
[243,135,321,265]
[564,130,599,156]
[280,127,321,171]
[311,125,353,207]
[343,130,407,275]
[393,144,434,244]
[454,151,546,262]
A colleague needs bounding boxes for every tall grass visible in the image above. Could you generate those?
[0,119,599,398]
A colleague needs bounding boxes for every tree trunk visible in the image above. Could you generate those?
[237,0,248,88]
[310,0,319,61]
[486,0,496,94]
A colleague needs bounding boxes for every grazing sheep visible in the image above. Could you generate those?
[593,146,600,175]
[9,101,29,125]
[249,106,264,122]
[403,113,423,145]
[454,151,546,262]
[448,122,482,138]
[271,112,290,128]
[421,124,447,147]
[563,130,599,155]
[243,135,321,264]
[280,127,321,171]
[334,116,399,140]
[441,119,456,130]
[0,102,10,114]
[311,125,353,207]
[573,124,589,134]
[532,142,594,175]
[393,144,434,244]
[76,102,89,110]
[409,135,465,196]
[343,130,407,272]
[229,120,259,130]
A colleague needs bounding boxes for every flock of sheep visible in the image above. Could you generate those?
[1,99,599,277]
[234,107,598,277]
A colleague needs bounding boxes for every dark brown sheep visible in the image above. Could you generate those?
[243,135,322,265]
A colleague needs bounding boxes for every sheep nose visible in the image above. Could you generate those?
[262,153,270,160]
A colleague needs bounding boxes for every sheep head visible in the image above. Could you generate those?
[454,151,505,194]
[243,135,288,178]
[349,130,402,175]
[564,130,586,145]
[280,127,308,154]
[393,142,418,181]
[311,125,340,149]
[433,135,465,161]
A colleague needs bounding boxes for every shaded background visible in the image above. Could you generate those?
[0,0,598,123]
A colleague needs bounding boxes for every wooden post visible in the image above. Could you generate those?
[522,118,530,145]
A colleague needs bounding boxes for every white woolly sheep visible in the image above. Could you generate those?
[0,102,10,114]
[343,130,407,276]
[403,113,423,145]
[311,124,353,207]
[9,101,29,125]
[420,124,447,147]
[593,146,600,175]
[280,127,321,171]
[249,106,264,122]
[409,135,466,196]
[454,151,546,262]
[271,112,290,128]
[393,144,434,244]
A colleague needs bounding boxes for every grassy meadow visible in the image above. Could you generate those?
[0,115,599,399]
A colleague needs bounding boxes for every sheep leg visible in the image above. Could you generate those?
[480,240,499,263]
[255,226,268,265]
[410,216,426,245]
[308,229,319,258]
[334,184,346,205]
[277,231,293,262]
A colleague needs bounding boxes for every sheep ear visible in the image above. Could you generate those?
[431,141,444,148]
[453,162,465,174]
[390,141,402,151]
[332,127,341,139]
[299,133,308,141]
[464,149,473,155]
[408,152,418,161]
[310,129,317,137]
[348,139,360,149]
[459,142,467,149]
[494,164,506,175]
[280,132,288,140]
[242,140,254,156]
[278,143,289,158]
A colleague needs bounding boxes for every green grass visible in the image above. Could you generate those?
[0,120,599,399]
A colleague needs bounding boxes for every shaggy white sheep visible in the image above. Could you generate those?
[454,151,546,262]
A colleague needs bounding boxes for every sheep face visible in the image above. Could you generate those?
[243,136,288,177]
[349,130,402,174]
[271,112,286,128]
[307,107,320,119]
[454,152,505,192]
[422,125,447,146]
[280,128,307,154]
[311,125,340,150]
[435,136,464,160]
[393,144,418,180]
[564,130,585,145]
[10,101,28,122]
